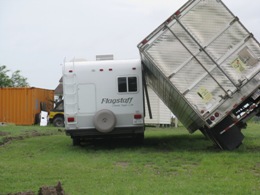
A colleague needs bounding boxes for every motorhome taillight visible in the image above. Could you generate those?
[100,69,104,72]
[134,114,142,119]
[69,70,73,73]
[68,117,75,122]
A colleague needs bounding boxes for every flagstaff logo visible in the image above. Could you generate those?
[101,97,133,104]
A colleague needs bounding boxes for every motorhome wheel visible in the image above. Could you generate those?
[93,109,116,133]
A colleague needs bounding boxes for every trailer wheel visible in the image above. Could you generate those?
[53,116,65,127]
[93,109,116,133]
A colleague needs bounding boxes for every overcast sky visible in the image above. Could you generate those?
[1,0,260,90]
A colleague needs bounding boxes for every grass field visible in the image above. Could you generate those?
[0,123,259,194]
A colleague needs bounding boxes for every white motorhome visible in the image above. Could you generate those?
[63,59,145,145]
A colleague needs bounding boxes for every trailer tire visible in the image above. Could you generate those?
[93,109,116,133]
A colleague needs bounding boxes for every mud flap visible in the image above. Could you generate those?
[205,116,244,150]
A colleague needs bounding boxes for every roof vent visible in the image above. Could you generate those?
[96,54,114,61]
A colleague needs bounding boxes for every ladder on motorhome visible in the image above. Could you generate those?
[63,61,78,126]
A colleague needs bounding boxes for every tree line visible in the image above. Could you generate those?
[0,65,29,87]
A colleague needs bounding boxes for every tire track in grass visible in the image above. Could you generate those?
[0,129,64,146]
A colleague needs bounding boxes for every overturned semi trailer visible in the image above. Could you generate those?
[138,0,260,150]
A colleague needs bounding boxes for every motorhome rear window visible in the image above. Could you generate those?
[128,77,137,92]
[118,77,138,93]
[118,77,127,92]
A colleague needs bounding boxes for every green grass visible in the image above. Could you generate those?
[0,123,259,194]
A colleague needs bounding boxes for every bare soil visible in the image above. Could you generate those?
[0,131,10,136]
[6,181,65,195]
[0,129,63,146]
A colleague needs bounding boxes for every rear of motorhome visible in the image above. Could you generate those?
[63,59,144,145]
[138,0,260,150]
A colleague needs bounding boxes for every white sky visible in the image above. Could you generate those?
[1,0,260,89]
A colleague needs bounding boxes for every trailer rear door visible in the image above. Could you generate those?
[138,0,260,119]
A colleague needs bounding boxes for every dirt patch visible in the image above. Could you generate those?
[0,131,11,136]
[1,135,25,146]
[0,129,64,146]
[115,161,129,168]
[7,192,34,195]
[252,162,260,177]
[7,181,65,195]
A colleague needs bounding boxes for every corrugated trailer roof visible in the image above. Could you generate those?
[0,87,54,125]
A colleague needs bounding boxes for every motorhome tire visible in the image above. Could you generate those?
[93,109,116,133]
[72,137,81,146]
[134,133,144,144]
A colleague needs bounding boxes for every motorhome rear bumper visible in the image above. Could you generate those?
[65,126,145,138]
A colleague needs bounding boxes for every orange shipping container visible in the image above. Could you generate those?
[0,87,54,125]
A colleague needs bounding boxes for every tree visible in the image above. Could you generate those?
[0,65,12,87]
[0,65,29,87]
[10,70,29,87]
